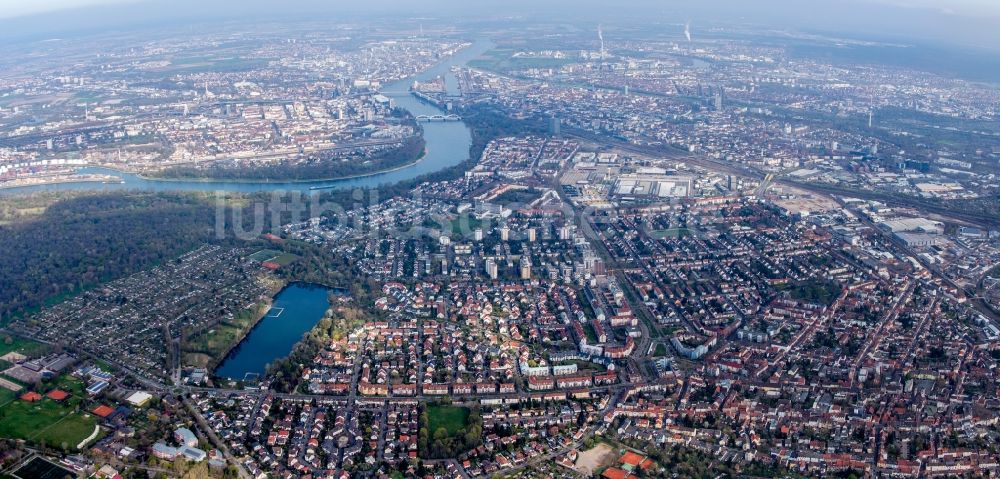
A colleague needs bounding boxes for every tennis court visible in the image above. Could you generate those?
[13,456,76,479]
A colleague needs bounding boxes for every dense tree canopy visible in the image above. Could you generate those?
[0,192,219,322]
[0,104,546,324]
[159,137,425,181]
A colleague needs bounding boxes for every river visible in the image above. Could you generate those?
[215,282,337,380]
[2,39,494,195]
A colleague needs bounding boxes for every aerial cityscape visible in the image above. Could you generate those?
[0,1,999,478]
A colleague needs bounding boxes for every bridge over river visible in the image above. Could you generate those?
[415,113,462,122]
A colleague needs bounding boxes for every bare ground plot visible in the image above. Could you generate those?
[1,352,26,363]
[574,442,615,476]
[0,376,22,392]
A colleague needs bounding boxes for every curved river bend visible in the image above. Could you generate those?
[3,39,493,195]
[9,40,496,378]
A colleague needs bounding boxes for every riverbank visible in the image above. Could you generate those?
[1,40,491,196]
[104,145,428,185]
[0,174,122,191]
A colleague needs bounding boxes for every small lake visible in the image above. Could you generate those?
[215,282,334,380]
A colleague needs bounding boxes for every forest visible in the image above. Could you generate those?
[0,192,220,322]
[0,104,548,325]
[785,279,843,307]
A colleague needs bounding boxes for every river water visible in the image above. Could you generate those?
[2,39,493,195]
[10,40,496,377]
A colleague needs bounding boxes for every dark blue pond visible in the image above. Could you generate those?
[215,282,333,380]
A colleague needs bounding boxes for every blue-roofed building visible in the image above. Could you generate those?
[107,405,132,423]
[152,443,179,460]
[181,447,207,462]
[86,380,109,396]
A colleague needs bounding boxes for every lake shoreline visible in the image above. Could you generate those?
[213,281,338,381]
[204,293,276,376]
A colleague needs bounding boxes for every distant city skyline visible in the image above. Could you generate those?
[876,0,1000,16]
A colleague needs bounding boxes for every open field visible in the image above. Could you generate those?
[575,442,615,476]
[269,252,300,266]
[248,249,282,262]
[449,213,486,238]
[183,352,214,369]
[152,56,271,74]
[0,336,45,358]
[248,249,299,267]
[0,388,17,406]
[0,376,97,450]
[34,413,99,449]
[183,301,267,368]
[427,404,470,436]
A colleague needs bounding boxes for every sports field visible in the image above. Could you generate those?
[12,456,76,479]
[0,376,98,450]
[248,249,282,263]
[248,249,299,266]
[0,336,45,358]
[427,404,470,435]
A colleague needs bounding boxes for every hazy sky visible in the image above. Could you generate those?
[877,0,1000,15]
[2,0,1000,19]
[2,0,1000,54]
[0,0,134,18]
